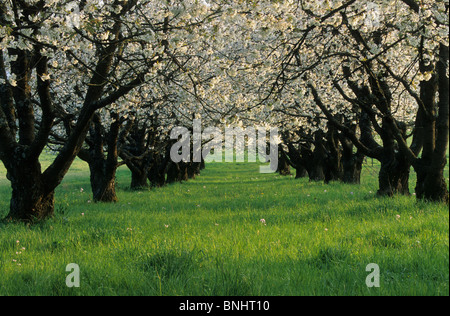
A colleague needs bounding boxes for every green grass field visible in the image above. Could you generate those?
[0,155,448,296]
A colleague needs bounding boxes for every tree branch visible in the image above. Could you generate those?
[308,83,381,159]
[28,48,55,160]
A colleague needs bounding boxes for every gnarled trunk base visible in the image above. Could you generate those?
[4,160,55,222]
[415,163,449,204]
[89,163,118,203]
[377,158,411,197]
[6,188,55,222]
[342,153,364,184]
[131,170,149,190]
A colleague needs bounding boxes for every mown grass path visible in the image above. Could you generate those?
[0,160,448,296]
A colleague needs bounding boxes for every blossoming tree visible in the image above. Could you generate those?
[0,0,215,220]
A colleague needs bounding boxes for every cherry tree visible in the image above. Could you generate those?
[375,0,449,203]
[252,0,448,201]
[0,0,193,221]
[47,0,226,201]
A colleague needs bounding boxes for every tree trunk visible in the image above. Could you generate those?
[179,162,189,181]
[295,166,308,179]
[187,162,201,179]
[148,160,166,188]
[376,118,411,196]
[341,152,364,184]
[335,121,364,184]
[283,142,307,179]
[308,132,325,182]
[120,123,152,190]
[308,164,325,182]
[415,161,448,204]
[339,133,364,184]
[324,123,343,183]
[324,153,342,184]
[5,158,54,222]
[377,153,411,196]
[89,160,118,203]
[8,187,54,222]
[166,161,180,184]
[130,169,149,190]
[414,44,449,204]
[200,158,206,171]
[84,113,121,203]
[421,168,449,204]
[277,146,291,176]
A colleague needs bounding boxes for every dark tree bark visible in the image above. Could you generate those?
[166,161,181,184]
[295,165,308,179]
[376,120,411,196]
[377,155,411,196]
[179,162,190,181]
[296,144,314,179]
[89,162,118,203]
[4,154,55,222]
[283,123,364,184]
[148,157,167,188]
[282,135,309,179]
[412,44,449,203]
[187,162,201,179]
[340,142,364,185]
[200,158,206,171]
[147,141,173,187]
[121,123,151,190]
[308,131,326,182]
[131,169,149,190]
[337,119,365,184]
[277,145,292,176]
[324,123,343,183]
[79,113,122,203]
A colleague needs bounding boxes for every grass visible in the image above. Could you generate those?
[0,154,448,296]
